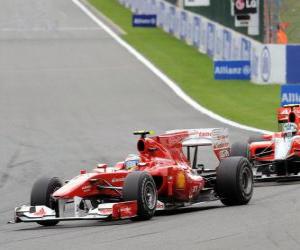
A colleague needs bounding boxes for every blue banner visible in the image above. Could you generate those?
[214,60,251,80]
[287,45,300,84]
[132,14,157,27]
[281,85,300,106]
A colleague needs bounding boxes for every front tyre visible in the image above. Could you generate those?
[216,157,253,206]
[30,177,62,226]
[123,171,157,220]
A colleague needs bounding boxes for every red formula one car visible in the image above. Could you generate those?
[231,105,300,182]
[11,129,253,226]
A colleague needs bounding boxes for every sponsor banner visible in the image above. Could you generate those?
[281,85,300,106]
[214,60,251,80]
[260,46,271,82]
[157,1,165,27]
[199,17,207,54]
[186,13,193,45]
[250,41,260,81]
[222,29,232,60]
[231,33,242,60]
[140,0,147,13]
[241,38,251,60]
[142,0,150,14]
[251,44,286,84]
[185,0,210,6]
[132,14,157,27]
[149,0,158,15]
[179,10,188,41]
[286,45,300,84]
[168,5,177,34]
[207,22,215,57]
[192,16,201,48]
[234,0,258,15]
[214,26,223,60]
[144,0,155,14]
[173,5,181,39]
[162,1,170,32]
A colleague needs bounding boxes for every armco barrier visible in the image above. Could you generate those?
[118,0,299,84]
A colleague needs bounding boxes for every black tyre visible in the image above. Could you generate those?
[248,135,267,144]
[123,171,157,220]
[30,177,62,226]
[230,142,250,160]
[216,157,253,206]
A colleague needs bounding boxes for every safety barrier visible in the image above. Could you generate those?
[118,0,299,84]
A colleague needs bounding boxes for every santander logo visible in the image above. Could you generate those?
[235,0,245,10]
[34,208,46,217]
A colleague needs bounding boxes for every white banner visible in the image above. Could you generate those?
[251,44,286,84]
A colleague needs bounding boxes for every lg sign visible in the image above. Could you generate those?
[234,0,257,15]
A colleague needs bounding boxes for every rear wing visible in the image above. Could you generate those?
[166,128,230,160]
[278,105,300,124]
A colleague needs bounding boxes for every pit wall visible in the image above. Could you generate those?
[118,0,300,84]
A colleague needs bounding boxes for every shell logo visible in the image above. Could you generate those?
[176,172,186,189]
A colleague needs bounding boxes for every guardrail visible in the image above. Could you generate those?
[118,0,300,84]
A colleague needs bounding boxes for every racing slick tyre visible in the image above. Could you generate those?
[30,177,62,226]
[248,135,267,144]
[230,142,250,160]
[216,157,253,206]
[123,171,157,221]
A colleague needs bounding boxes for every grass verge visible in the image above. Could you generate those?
[89,0,280,131]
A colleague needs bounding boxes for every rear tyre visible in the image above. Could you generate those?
[230,142,250,160]
[30,177,62,226]
[123,171,157,221]
[216,157,253,206]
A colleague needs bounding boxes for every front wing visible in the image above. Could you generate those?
[11,201,138,224]
[255,174,300,182]
[253,159,300,182]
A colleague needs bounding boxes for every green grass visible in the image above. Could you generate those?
[89,0,280,131]
[281,0,300,44]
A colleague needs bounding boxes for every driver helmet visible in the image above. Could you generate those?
[282,122,298,137]
[124,154,140,170]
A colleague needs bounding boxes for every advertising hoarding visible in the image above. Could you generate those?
[184,0,210,7]
[214,60,251,80]
[281,85,300,106]
[132,14,157,27]
[286,45,300,84]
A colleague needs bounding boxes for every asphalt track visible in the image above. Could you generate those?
[0,1,300,249]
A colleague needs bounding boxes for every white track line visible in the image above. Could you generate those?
[72,0,271,135]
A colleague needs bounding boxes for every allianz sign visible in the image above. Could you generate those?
[281,85,300,106]
[214,60,251,80]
